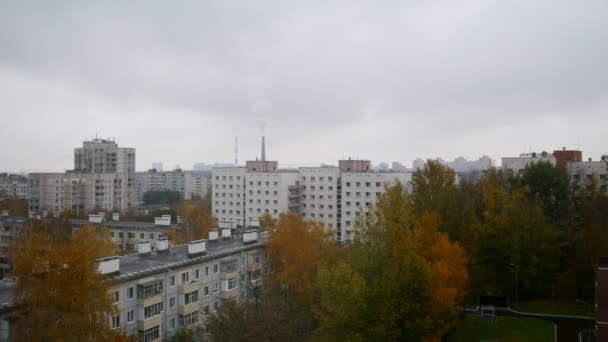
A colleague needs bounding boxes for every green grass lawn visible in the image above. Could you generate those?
[512,300,595,317]
[443,315,554,342]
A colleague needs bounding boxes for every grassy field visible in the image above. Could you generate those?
[443,315,554,342]
[512,300,595,317]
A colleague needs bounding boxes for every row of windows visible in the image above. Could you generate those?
[249,208,279,214]
[144,301,163,319]
[344,192,381,197]
[111,232,164,240]
[301,203,333,209]
[249,181,279,186]
[344,181,382,187]
[248,190,279,196]
[301,185,333,191]
[301,176,334,182]
[216,193,242,198]
[301,212,334,219]
[215,175,243,181]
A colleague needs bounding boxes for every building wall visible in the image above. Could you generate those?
[0,174,29,199]
[567,160,608,191]
[339,172,411,241]
[501,155,556,175]
[109,245,268,341]
[212,168,247,225]
[135,170,193,205]
[552,149,582,171]
[245,172,299,226]
[300,167,341,233]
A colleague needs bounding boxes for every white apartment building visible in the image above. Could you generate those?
[211,157,412,242]
[0,173,29,199]
[191,173,210,199]
[299,167,341,231]
[567,157,608,191]
[212,167,247,225]
[501,152,556,175]
[29,139,136,213]
[135,169,193,205]
[340,171,411,241]
[245,169,300,226]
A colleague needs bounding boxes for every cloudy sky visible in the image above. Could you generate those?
[1,0,607,172]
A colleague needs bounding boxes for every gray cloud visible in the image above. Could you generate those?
[0,0,607,171]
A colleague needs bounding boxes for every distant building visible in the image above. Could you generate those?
[29,138,136,214]
[191,173,210,199]
[552,148,582,172]
[567,156,608,192]
[212,143,412,242]
[0,173,29,199]
[412,156,493,172]
[0,210,27,273]
[501,152,556,175]
[134,169,193,205]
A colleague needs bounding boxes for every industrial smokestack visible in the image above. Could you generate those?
[262,136,266,162]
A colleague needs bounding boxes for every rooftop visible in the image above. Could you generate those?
[70,219,178,231]
[114,227,267,282]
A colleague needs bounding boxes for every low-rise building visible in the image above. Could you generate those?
[567,157,608,192]
[501,152,556,175]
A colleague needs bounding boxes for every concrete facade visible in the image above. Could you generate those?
[0,174,29,199]
[135,169,193,205]
[29,139,135,214]
[501,153,556,175]
[567,158,608,191]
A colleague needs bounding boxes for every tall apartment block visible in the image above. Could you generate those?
[135,169,194,205]
[211,138,411,242]
[29,138,135,214]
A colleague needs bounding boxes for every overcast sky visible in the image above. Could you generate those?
[1,0,607,172]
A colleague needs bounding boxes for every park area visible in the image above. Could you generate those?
[444,315,554,342]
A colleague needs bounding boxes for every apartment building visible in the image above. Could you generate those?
[0,214,27,273]
[0,174,29,199]
[71,214,177,255]
[340,171,411,241]
[245,167,300,226]
[501,152,556,175]
[29,139,136,213]
[191,173,210,199]
[212,167,247,225]
[299,167,341,231]
[567,156,608,191]
[135,169,193,205]
[212,157,412,242]
[104,228,268,341]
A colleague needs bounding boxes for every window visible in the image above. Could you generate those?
[228,278,238,290]
[137,280,163,299]
[180,312,199,327]
[128,232,134,239]
[181,271,189,284]
[214,282,219,292]
[346,182,351,187]
[149,234,154,239]
[144,301,163,319]
[128,287,134,299]
[185,290,199,304]
[113,291,120,303]
[170,276,175,286]
[170,318,175,331]
[111,315,120,329]
[141,325,159,342]
[214,264,218,274]
[170,296,175,308]
[205,266,209,277]
[127,310,134,323]
[140,233,144,239]
[376,182,381,187]
[194,269,200,280]
[204,286,209,296]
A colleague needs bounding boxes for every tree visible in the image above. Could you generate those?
[411,160,462,240]
[143,190,182,205]
[177,194,217,242]
[265,213,338,303]
[9,224,125,341]
[513,161,571,223]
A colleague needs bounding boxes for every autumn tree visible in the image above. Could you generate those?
[177,193,217,242]
[9,224,124,341]
[411,159,462,240]
[265,212,338,303]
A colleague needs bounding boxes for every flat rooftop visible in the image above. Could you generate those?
[114,228,267,282]
[70,219,178,231]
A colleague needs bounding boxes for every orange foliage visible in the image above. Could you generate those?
[177,198,217,242]
[9,224,125,341]
[265,213,338,302]
[412,212,468,340]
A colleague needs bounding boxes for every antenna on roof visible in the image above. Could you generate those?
[235,136,238,166]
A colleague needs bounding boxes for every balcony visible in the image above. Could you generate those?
[178,301,199,315]
[138,315,162,331]
[178,281,199,295]
[246,261,262,272]
[220,288,238,300]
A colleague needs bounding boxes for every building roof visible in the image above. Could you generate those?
[70,219,178,231]
[114,228,267,282]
